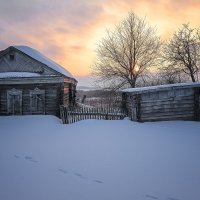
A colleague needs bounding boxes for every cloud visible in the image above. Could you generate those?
[0,0,44,23]
[0,0,103,29]
[0,0,200,77]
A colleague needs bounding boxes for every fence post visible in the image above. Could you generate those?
[65,107,70,124]
[135,94,141,122]
[105,107,108,120]
[59,105,64,124]
[194,88,200,121]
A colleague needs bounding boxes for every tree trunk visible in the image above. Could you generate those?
[186,63,196,82]
[130,79,136,88]
[189,68,196,82]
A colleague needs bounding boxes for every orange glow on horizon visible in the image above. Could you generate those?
[0,0,200,77]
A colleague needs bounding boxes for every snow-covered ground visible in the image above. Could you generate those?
[0,116,200,200]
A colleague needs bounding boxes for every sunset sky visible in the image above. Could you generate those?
[0,0,200,85]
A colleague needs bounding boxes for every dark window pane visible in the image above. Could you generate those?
[10,54,15,61]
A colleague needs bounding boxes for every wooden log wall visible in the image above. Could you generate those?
[63,82,70,105]
[0,83,63,116]
[123,86,200,122]
[63,81,76,106]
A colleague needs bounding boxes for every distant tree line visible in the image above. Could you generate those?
[91,12,200,90]
[76,89,122,108]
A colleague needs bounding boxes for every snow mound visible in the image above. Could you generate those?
[1,115,200,200]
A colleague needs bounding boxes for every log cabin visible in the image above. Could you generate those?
[122,82,200,122]
[0,45,77,116]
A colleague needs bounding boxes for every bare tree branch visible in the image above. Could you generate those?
[91,12,161,89]
[160,23,200,82]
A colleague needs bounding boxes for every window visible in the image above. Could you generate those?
[9,54,15,61]
[31,94,41,108]
[7,88,22,115]
[30,88,45,114]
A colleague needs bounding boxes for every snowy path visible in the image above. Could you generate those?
[0,116,200,200]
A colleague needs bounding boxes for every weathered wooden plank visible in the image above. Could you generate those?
[124,94,192,103]
[141,115,194,122]
[141,105,194,114]
[140,99,194,108]
[141,102,194,110]
[0,77,64,85]
[194,88,200,121]
[141,95,194,103]
[141,110,194,118]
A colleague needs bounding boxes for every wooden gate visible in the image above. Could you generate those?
[7,88,22,115]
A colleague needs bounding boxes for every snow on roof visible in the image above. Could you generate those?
[13,45,74,79]
[122,82,200,93]
[0,72,41,78]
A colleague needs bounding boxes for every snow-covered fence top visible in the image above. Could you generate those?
[122,82,200,122]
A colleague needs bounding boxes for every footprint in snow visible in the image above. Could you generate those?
[14,155,20,159]
[24,156,38,163]
[74,172,88,180]
[58,169,68,174]
[145,194,159,199]
[93,179,103,184]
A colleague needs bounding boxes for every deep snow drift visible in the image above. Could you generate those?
[0,116,200,200]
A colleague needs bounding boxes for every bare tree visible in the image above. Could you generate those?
[158,69,189,84]
[161,24,200,82]
[91,12,161,89]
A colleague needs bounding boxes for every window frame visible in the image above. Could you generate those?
[30,88,45,114]
[9,54,15,61]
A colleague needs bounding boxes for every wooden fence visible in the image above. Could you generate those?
[60,106,127,124]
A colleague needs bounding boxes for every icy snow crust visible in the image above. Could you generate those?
[0,72,41,78]
[13,46,74,78]
[123,82,200,93]
[0,116,200,200]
